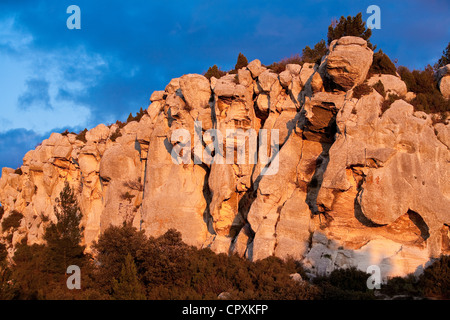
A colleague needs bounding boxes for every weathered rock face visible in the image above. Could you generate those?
[436,64,450,99]
[1,36,449,280]
[326,36,373,90]
[367,74,407,97]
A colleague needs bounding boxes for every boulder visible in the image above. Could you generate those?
[247,59,266,78]
[367,74,407,97]
[165,77,180,94]
[179,74,211,110]
[150,90,166,102]
[326,36,373,90]
[86,124,110,142]
[439,76,450,99]
[258,70,278,92]
[286,63,301,76]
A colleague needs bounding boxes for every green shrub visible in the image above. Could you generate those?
[93,223,148,294]
[267,54,302,74]
[398,65,450,113]
[1,210,23,231]
[302,39,328,64]
[0,242,7,265]
[435,42,450,70]
[327,13,374,49]
[111,253,146,300]
[372,80,386,97]
[352,82,373,99]
[93,225,320,300]
[419,255,450,299]
[411,93,450,114]
[39,212,49,223]
[381,275,421,297]
[204,65,227,80]
[234,52,248,71]
[369,50,397,76]
[381,93,401,114]
[44,182,86,274]
[120,192,135,202]
[61,129,75,136]
[110,128,122,142]
[313,267,375,300]
[398,65,436,94]
[125,108,147,124]
[76,128,88,143]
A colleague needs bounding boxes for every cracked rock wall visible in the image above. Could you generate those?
[1,36,449,280]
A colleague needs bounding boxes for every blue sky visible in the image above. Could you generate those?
[0,0,449,172]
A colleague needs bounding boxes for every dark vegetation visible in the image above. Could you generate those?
[327,13,374,49]
[381,93,401,114]
[0,184,449,300]
[1,211,23,232]
[267,54,303,74]
[381,255,450,299]
[204,64,227,80]
[266,40,328,74]
[75,128,88,143]
[369,50,397,76]
[301,40,328,64]
[74,107,147,143]
[114,107,147,130]
[109,128,122,142]
[61,129,76,137]
[201,15,447,117]
[234,52,248,71]
[352,82,373,99]
[435,42,450,70]
[354,37,449,115]
[397,65,449,114]
[204,53,248,80]
[313,267,375,299]
[126,107,147,124]
[206,12,374,77]
[372,80,385,97]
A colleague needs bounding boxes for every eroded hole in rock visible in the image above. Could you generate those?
[407,210,430,241]
[384,210,430,245]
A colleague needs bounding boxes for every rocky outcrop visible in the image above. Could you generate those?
[437,64,450,99]
[367,74,407,97]
[326,36,373,90]
[1,37,449,281]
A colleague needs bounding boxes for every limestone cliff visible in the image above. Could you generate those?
[1,36,449,280]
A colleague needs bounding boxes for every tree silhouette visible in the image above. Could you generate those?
[435,42,450,70]
[327,13,374,49]
[204,64,226,80]
[44,182,86,274]
[112,253,146,300]
[234,52,249,70]
[302,39,328,64]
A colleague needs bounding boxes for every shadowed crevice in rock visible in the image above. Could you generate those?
[200,163,215,237]
[305,144,330,217]
[353,194,385,228]
[407,209,430,241]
